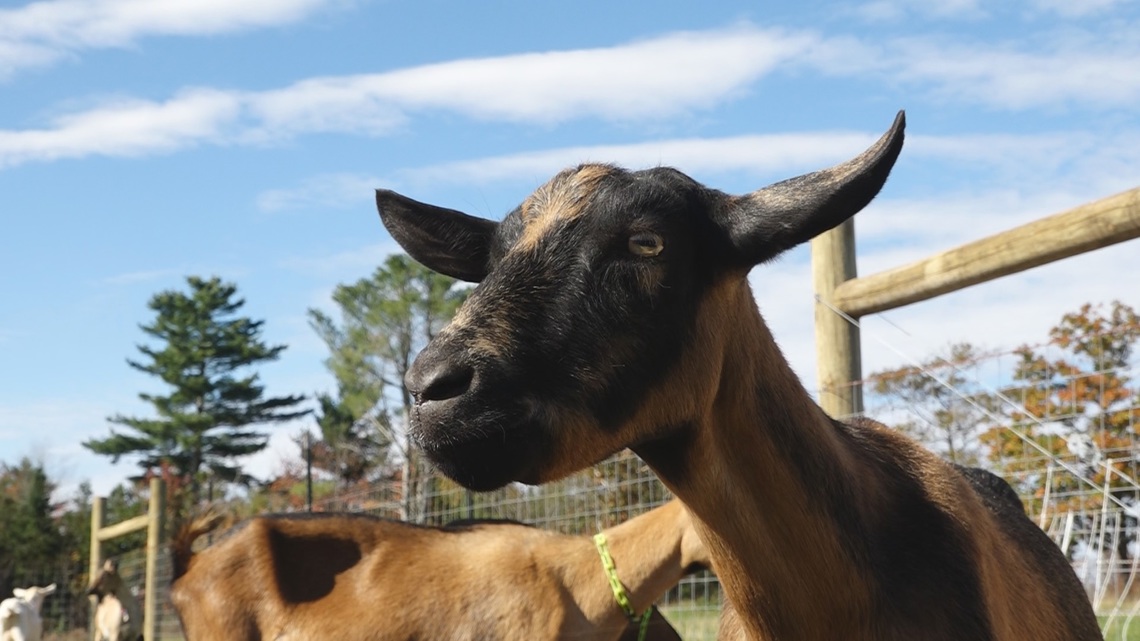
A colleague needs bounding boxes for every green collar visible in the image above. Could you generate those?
[593,532,652,641]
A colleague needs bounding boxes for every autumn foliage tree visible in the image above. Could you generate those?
[979,301,1140,509]
[869,342,996,465]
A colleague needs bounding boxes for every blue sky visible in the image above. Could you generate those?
[2,0,1138,498]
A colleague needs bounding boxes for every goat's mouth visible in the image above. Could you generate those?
[411,409,543,492]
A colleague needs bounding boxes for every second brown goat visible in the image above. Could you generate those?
[171,499,709,641]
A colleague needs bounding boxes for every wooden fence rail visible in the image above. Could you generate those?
[812,186,1140,418]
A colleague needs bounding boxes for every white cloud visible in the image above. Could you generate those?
[0,0,344,78]
[0,88,240,167]
[397,130,888,188]
[1028,0,1133,17]
[100,267,186,286]
[333,27,813,124]
[0,26,817,169]
[5,20,1140,170]
[886,35,1140,110]
[253,126,1140,215]
[236,25,819,130]
[413,129,1139,193]
[0,398,120,496]
[257,173,384,212]
[278,241,400,275]
[852,0,986,22]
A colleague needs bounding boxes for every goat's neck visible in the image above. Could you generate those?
[558,500,701,631]
[638,282,881,640]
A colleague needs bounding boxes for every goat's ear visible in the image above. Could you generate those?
[376,189,498,283]
[43,584,56,595]
[719,110,905,266]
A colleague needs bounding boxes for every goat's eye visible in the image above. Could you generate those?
[628,232,664,257]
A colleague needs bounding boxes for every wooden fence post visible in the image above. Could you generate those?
[88,497,104,641]
[144,478,165,641]
[811,219,863,418]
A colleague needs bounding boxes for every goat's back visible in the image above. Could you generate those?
[954,465,1101,638]
[171,512,577,641]
[841,417,1101,640]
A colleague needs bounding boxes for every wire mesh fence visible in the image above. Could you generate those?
[858,326,1140,639]
[9,547,180,641]
[19,324,1133,640]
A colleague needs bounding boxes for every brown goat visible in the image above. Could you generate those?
[170,499,708,640]
[376,110,1102,640]
[87,559,143,641]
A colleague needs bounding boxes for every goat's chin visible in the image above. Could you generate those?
[415,419,543,492]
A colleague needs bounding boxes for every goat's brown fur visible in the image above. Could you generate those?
[170,500,706,641]
[633,280,1097,640]
[376,111,1101,641]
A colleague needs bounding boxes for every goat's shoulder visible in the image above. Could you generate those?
[951,464,1102,638]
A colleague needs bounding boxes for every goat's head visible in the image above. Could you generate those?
[12,584,56,611]
[378,112,905,491]
[87,559,124,598]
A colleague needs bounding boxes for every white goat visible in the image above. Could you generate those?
[0,584,56,641]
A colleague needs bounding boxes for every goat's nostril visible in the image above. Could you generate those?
[419,364,474,403]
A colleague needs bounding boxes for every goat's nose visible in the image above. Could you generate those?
[406,356,475,404]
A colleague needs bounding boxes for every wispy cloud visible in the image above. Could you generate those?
[396,130,889,186]
[0,0,346,79]
[257,173,384,212]
[253,126,1140,212]
[1028,0,1133,18]
[4,20,1140,170]
[253,128,902,211]
[852,0,987,22]
[885,34,1140,110]
[267,26,815,125]
[0,26,817,168]
[99,267,187,286]
[0,88,241,167]
[278,241,399,275]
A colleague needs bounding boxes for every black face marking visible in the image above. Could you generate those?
[392,113,904,492]
[405,166,731,489]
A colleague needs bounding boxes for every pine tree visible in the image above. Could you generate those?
[302,390,391,488]
[84,276,308,517]
[0,459,62,595]
[308,255,467,519]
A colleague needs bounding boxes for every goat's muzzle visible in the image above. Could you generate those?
[405,341,541,491]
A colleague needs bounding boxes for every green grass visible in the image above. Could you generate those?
[657,609,1133,640]
[1101,615,1140,641]
[658,604,720,641]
